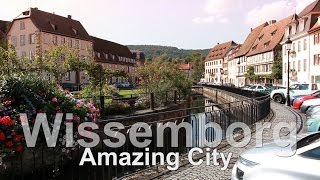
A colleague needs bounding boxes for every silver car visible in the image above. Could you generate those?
[232,133,320,180]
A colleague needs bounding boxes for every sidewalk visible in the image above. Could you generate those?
[159,102,303,180]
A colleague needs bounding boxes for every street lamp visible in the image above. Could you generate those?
[237,60,240,87]
[285,37,292,106]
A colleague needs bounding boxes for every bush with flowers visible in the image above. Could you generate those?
[0,75,99,169]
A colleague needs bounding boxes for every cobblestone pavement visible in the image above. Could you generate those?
[158,102,304,180]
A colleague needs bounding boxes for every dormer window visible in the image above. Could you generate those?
[97,52,100,58]
[105,53,108,59]
[72,28,78,35]
[271,30,277,36]
[258,34,264,40]
[252,45,257,50]
[264,41,270,48]
[51,23,57,30]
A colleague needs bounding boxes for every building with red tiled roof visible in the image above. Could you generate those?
[244,16,292,84]
[204,41,238,83]
[225,44,241,85]
[233,23,268,86]
[91,36,136,83]
[6,8,94,90]
[280,0,320,86]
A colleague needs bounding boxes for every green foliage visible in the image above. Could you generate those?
[40,45,85,82]
[80,84,119,98]
[190,53,205,83]
[136,57,192,105]
[245,66,259,81]
[128,45,209,60]
[0,44,25,75]
[271,51,282,81]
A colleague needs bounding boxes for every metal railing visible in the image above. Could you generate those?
[0,88,270,180]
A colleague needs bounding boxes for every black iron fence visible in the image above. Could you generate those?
[0,88,270,180]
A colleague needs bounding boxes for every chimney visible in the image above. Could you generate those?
[217,42,220,45]
[33,7,38,10]
[269,20,277,24]
[68,15,72,19]
[251,28,253,32]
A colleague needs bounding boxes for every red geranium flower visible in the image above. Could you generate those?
[13,134,24,142]
[0,116,15,126]
[5,141,14,148]
[16,145,24,152]
[0,131,6,141]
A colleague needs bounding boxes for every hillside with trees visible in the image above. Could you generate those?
[127,45,210,60]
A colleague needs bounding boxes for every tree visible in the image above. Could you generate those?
[40,45,86,83]
[271,51,282,84]
[136,57,192,98]
[0,44,25,75]
[244,66,259,83]
[190,53,205,83]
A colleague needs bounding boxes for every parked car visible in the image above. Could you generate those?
[307,105,320,118]
[300,98,320,113]
[307,114,320,132]
[112,82,132,88]
[290,95,306,106]
[242,85,251,90]
[232,132,320,180]
[270,83,319,104]
[223,83,236,87]
[292,91,320,109]
[246,85,271,93]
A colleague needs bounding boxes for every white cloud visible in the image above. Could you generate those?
[192,0,242,24]
[296,0,316,13]
[192,15,229,24]
[245,0,318,27]
[245,0,295,27]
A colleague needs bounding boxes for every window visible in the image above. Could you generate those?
[304,39,307,50]
[20,21,25,30]
[298,60,301,72]
[284,63,287,73]
[314,54,320,65]
[11,36,17,46]
[51,23,57,30]
[68,39,72,47]
[315,34,319,45]
[298,41,301,52]
[65,72,71,81]
[292,43,296,52]
[61,37,65,45]
[293,61,295,70]
[72,28,78,35]
[29,51,35,60]
[20,35,25,46]
[74,40,79,48]
[304,59,307,71]
[52,35,58,45]
[284,45,287,55]
[300,84,309,90]
[301,147,320,160]
[21,51,26,58]
[29,34,36,44]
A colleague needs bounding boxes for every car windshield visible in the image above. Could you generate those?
[295,133,320,150]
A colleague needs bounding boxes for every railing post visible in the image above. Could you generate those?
[150,93,155,110]
[174,91,177,104]
[100,96,105,115]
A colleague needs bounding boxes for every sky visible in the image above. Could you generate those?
[0,0,316,49]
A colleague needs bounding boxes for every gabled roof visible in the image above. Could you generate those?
[298,0,320,17]
[246,16,292,57]
[205,41,237,61]
[227,44,242,61]
[12,8,91,41]
[309,17,320,33]
[179,63,192,70]
[91,36,134,64]
[235,22,268,58]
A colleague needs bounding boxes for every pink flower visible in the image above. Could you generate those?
[52,97,58,103]
[4,100,11,105]
[55,106,61,111]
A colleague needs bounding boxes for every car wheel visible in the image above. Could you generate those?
[273,94,284,104]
